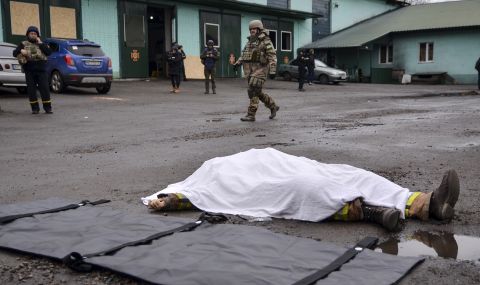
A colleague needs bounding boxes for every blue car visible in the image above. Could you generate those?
[44,38,112,94]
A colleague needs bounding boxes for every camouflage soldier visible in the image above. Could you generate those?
[13,26,52,114]
[200,40,219,94]
[234,20,279,122]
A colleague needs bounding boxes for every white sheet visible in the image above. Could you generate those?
[142,148,411,221]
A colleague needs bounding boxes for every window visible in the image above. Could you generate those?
[269,30,277,50]
[419,42,434,62]
[124,14,145,47]
[67,45,105,57]
[379,44,393,64]
[281,31,291,51]
[204,23,220,47]
[172,17,176,44]
[48,42,59,52]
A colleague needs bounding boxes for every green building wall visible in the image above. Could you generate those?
[331,0,396,33]
[391,30,480,84]
[81,0,120,78]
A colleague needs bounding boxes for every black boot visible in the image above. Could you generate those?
[240,115,255,122]
[269,106,279,119]
[429,169,459,221]
[362,205,400,231]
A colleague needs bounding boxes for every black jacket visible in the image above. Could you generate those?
[167,50,183,75]
[13,41,52,72]
[296,54,309,73]
[476,57,480,72]
[307,54,315,70]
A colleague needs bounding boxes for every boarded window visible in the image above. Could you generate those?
[269,30,277,50]
[124,14,145,47]
[204,23,220,47]
[10,1,40,36]
[419,42,434,62]
[281,31,291,51]
[379,44,393,64]
[50,6,77,39]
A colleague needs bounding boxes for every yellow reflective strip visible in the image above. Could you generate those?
[42,100,51,103]
[333,204,349,221]
[405,192,422,217]
[30,101,39,104]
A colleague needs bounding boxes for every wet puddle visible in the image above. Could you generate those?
[375,231,480,264]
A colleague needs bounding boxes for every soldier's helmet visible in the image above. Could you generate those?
[249,20,264,30]
[26,26,40,37]
[207,40,214,46]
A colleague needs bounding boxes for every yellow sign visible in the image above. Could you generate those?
[130,49,140,62]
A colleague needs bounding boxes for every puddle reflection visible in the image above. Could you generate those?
[375,231,480,263]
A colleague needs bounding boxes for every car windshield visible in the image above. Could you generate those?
[67,45,105,57]
[0,45,14,57]
[315,60,328,67]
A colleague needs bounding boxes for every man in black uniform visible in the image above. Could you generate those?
[296,50,308,92]
[13,26,52,114]
[200,40,219,94]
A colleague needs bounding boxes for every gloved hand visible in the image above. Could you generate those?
[233,63,241,72]
[269,73,276,80]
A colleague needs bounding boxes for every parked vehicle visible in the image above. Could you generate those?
[0,42,27,94]
[278,59,347,84]
[43,38,113,94]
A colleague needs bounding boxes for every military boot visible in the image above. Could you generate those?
[240,115,255,122]
[361,205,401,231]
[269,106,279,119]
[429,169,459,221]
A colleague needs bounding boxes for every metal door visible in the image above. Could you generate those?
[119,1,148,78]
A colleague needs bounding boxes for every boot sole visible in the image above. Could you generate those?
[383,209,401,232]
[432,170,459,220]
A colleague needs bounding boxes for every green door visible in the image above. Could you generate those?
[200,11,240,78]
[119,1,148,78]
[220,14,240,78]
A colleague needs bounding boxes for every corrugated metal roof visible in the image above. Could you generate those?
[303,0,480,49]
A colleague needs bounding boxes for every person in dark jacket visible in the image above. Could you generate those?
[178,45,187,81]
[307,49,316,85]
[167,44,183,93]
[296,50,309,92]
[475,56,480,90]
[200,40,219,94]
[13,26,52,114]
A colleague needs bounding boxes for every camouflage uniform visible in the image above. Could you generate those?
[237,20,279,121]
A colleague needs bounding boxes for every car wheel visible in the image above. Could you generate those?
[50,71,65,93]
[319,74,329,85]
[96,82,111,94]
[16,87,27,94]
[283,72,292,81]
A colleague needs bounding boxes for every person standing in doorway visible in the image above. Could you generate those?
[200,40,219,94]
[178,45,187,81]
[167,44,183,93]
[13,26,52,114]
[307,49,316,85]
[475,56,480,90]
[234,20,279,122]
[297,49,308,92]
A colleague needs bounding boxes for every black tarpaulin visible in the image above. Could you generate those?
[0,198,424,285]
